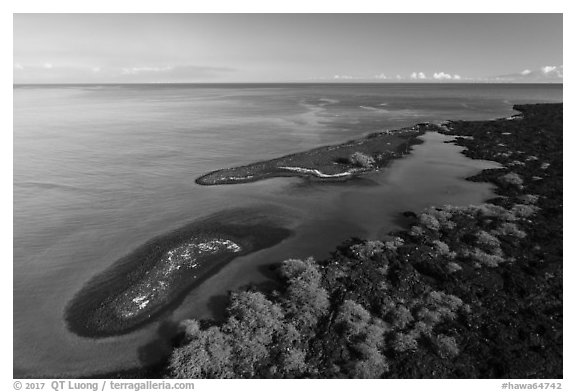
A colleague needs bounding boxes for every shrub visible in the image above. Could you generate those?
[476,204,516,221]
[284,277,330,329]
[384,237,405,251]
[350,353,389,378]
[518,194,539,205]
[409,225,425,237]
[511,204,539,218]
[419,213,441,231]
[432,240,456,259]
[277,347,308,374]
[271,323,310,377]
[391,305,414,329]
[281,258,330,329]
[432,240,449,254]
[279,259,308,280]
[423,207,456,229]
[354,324,387,356]
[169,323,234,379]
[350,329,389,378]
[392,332,419,352]
[475,231,501,253]
[180,319,202,342]
[336,300,371,337]
[377,261,389,274]
[363,320,388,346]
[467,248,505,268]
[416,308,442,325]
[436,334,460,358]
[446,262,463,273]
[379,296,397,316]
[350,152,376,168]
[427,291,444,304]
[412,321,433,337]
[443,293,463,310]
[351,241,386,262]
[224,292,285,377]
[335,301,390,377]
[499,172,524,188]
[492,222,527,239]
[419,291,463,323]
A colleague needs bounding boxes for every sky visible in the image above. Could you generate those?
[13,14,563,83]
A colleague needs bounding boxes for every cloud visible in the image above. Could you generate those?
[542,66,556,74]
[14,63,24,70]
[541,65,562,77]
[492,65,562,82]
[433,72,451,80]
[410,72,427,80]
[432,72,462,81]
[373,73,387,80]
[43,63,53,69]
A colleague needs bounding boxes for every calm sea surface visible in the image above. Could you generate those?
[13,83,562,376]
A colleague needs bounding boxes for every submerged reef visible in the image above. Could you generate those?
[65,211,291,338]
[111,238,242,320]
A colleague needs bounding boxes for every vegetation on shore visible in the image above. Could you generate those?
[163,103,562,378]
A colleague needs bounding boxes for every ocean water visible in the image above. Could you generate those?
[13,83,562,376]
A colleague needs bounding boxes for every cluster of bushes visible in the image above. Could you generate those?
[350,152,376,168]
[333,300,389,377]
[405,199,541,270]
[382,290,467,356]
[169,258,328,378]
[334,152,376,169]
[499,172,524,188]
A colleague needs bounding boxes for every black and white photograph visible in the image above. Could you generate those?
[9,7,566,388]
